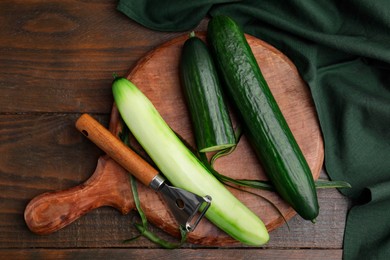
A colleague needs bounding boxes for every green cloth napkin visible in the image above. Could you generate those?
[117,1,390,259]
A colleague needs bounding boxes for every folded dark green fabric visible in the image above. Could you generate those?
[345,182,390,259]
[117,0,238,32]
[118,1,390,259]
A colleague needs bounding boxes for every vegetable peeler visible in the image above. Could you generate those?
[75,114,211,232]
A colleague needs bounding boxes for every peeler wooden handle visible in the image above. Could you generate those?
[75,113,159,187]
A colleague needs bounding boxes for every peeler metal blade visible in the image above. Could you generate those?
[151,175,212,232]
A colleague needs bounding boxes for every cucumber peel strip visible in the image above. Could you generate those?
[208,126,351,191]
[198,152,290,228]
[207,175,351,191]
[210,125,242,166]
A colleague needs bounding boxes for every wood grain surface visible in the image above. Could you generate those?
[0,0,350,259]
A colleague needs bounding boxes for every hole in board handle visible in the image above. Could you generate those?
[82,130,89,137]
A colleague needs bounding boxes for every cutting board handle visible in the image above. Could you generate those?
[24,156,134,235]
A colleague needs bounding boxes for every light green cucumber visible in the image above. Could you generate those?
[112,77,269,246]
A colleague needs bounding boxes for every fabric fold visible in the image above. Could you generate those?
[117,0,238,32]
[345,181,390,259]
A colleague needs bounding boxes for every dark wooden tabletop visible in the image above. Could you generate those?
[0,1,350,259]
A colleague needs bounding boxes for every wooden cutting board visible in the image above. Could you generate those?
[25,32,323,246]
[122,32,324,245]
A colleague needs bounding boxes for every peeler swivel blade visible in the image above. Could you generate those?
[152,175,212,232]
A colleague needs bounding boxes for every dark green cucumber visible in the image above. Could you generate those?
[180,32,236,152]
[207,15,319,221]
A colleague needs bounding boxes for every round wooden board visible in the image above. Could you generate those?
[117,32,324,245]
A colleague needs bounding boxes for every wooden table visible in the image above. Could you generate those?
[0,1,350,259]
